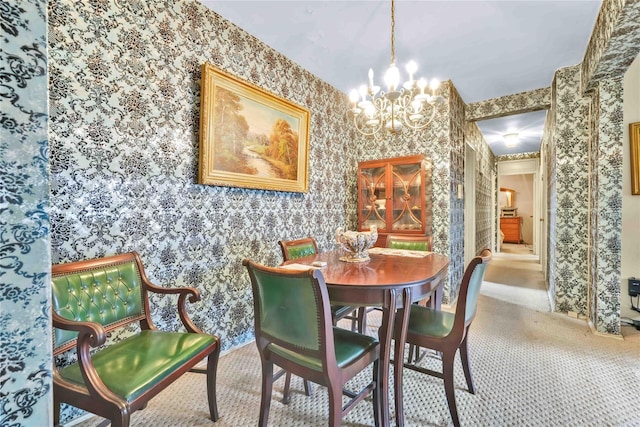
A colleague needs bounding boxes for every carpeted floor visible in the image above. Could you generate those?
[69,247,640,427]
[483,244,551,313]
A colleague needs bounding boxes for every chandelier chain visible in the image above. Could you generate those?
[390,0,395,64]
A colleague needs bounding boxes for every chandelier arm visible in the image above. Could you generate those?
[352,111,385,137]
[402,105,439,131]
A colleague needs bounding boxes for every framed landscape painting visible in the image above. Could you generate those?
[199,63,310,192]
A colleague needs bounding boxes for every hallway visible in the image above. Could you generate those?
[482,243,550,312]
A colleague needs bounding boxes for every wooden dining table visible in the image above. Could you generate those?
[283,248,450,427]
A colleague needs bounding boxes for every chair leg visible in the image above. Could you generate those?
[357,307,367,333]
[111,413,130,427]
[54,395,61,426]
[442,352,461,427]
[372,360,382,427]
[303,379,313,396]
[327,383,343,427]
[459,331,475,394]
[259,360,274,427]
[282,372,292,404]
[207,349,221,421]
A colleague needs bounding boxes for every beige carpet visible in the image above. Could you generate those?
[69,247,640,426]
[483,244,551,313]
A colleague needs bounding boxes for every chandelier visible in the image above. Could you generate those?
[348,0,443,138]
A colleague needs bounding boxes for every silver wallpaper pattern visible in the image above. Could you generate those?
[582,0,640,93]
[1,0,52,425]
[551,65,591,317]
[448,85,466,300]
[465,87,551,121]
[589,78,624,334]
[464,121,496,256]
[48,0,356,350]
[495,152,541,162]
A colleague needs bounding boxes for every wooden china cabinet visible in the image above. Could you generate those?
[357,155,432,247]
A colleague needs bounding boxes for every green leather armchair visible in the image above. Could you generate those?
[52,252,220,427]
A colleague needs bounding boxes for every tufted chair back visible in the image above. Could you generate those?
[278,237,319,261]
[51,253,150,354]
[386,234,432,252]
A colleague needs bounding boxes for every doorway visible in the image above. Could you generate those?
[497,158,541,257]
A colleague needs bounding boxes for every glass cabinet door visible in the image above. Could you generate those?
[359,166,387,231]
[391,162,423,232]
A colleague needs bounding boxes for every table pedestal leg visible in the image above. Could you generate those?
[393,288,412,427]
[378,289,397,427]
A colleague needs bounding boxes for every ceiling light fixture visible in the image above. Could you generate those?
[503,132,519,147]
[348,0,442,139]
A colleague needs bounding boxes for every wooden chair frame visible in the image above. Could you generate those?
[394,248,491,427]
[52,252,220,427]
[244,260,381,427]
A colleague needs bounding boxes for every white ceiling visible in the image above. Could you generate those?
[198,0,602,156]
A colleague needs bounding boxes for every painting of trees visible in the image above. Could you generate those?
[213,87,254,174]
[200,63,309,192]
[265,119,299,180]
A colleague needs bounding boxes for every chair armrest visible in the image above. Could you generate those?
[144,282,204,334]
[52,311,120,401]
[53,310,107,349]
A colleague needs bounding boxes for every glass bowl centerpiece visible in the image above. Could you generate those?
[335,225,378,262]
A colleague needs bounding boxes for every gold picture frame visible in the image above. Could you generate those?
[631,122,640,195]
[199,63,310,192]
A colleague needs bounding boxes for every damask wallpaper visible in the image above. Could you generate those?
[549,65,591,317]
[544,62,624,334]
[589,78,624,334]
[465,87,551,122]
[581,0,640,94]
[1,0,52,425]
[464,121,497,256]
[542,87,557,307]
[3,0,635,425]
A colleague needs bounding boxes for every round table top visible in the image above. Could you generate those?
[287,249,450,289]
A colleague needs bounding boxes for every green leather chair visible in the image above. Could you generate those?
[393,248,491,427]
[243,259,381,427]
[385,234,434,361]
[278,237,363,333]
[386,234,433,251]
[51,252,220,427]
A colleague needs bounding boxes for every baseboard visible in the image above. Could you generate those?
[61,413,95,426]
[587,320,624,340]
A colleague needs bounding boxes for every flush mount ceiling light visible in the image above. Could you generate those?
[503,132,519,147]
[348,0,443,139]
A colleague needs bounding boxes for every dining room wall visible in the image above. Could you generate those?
[47,0,356,421]
[48,0,356,345]
[544,64,591,319]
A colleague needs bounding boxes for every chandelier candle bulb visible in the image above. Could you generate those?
[430,78,439,96]
[406,60,417,82]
